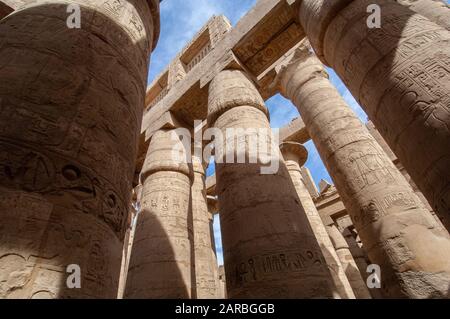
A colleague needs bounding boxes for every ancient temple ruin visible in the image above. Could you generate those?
[0,0,449,299]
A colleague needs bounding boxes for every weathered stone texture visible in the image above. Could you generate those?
[280,142,356,299]
[0,0,158,298]
[326,225,372,299]
[299,0,450,225]
[124,129,192,298]
[397,0,450,30]
[191,155,220,298]
[279,45,450,298]
[208,69,337,298]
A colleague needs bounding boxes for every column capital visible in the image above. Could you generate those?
[192,154,207,175]
[141,129,191,182]
[298,0,352,64]
[147,0,161,51]
[206,195,219,215]
[207,69,269,125]
[280,141,308,167]
[277,41,328,101]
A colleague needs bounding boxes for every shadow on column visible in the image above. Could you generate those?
[0,1,157,299]
[217,158,339,298]
[188,185,197,299]
[123,207,189,299]
[281,165,345,298]
[321,0,450,224]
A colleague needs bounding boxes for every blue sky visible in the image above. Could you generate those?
[148,0,370,265]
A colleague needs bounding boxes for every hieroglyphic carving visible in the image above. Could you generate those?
[0,0,158,298]
[208,69,336,298]
[244,23,303,75]
[124,129,193,298]
[278,42,450,298]
[300,0,450,224]
[281,142,357,298]
[234,4,295,62]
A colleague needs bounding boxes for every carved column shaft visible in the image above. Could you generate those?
[280,142,357,299]
[0,0,158,298]
[299,0,450,222]
[117,185,142,298]
[206,196,222,298]
[397,0,450,30]
[191,155,220,298]
[124,129,193,298]
[208,69,337,298]
[326,225,373,299]
[279,47,450,298]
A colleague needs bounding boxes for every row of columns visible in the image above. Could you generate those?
[299,0,450,226]
[207,70,338,298]
[125,28,450,296]
[278,41,450,298]
[280,142,371,299]
[124,130,220,298]
[110,0,450,300]
[1,0,448,300]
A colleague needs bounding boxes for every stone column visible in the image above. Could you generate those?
[278,45,450,298]
[340,227,383,299]
[117,185,141,299]
[0,0,159,299]
[298,0,450,222]
[326,225,372,299]
[206,196,222,298]
[124,129,193,298]
[280,142,356,299]
[397,0,450,30]
[208,69,337,298]
[191,154,220,298]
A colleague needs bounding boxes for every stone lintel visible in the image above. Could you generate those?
[141,0,305,136]
[279,116,309,144]
[144,111,189,141]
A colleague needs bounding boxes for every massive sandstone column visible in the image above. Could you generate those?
[298,0,450,223]
[280,142,357,299]
[208,69,337,298]
[397,0,450,30]
[326,225,373,299]
[206,196,223,298]
[191,154,220,298]
[0,0,159,298]
[124,129,193,298]
[278,45,450,298]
